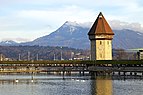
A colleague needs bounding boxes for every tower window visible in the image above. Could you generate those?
[107,41,109,45]
[100,41,102,45]
[100,54,102,58]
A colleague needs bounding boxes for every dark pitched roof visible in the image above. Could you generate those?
[88,12,114,35]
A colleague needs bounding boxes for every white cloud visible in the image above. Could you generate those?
[0,0,143,42]
[0,27,54,42]
[109,20,143,32]
[2,38,30,43]
[17,5,96,23]
[0,5,97,42]
[67,20,143,33]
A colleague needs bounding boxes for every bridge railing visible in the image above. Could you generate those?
[0,60,143,66]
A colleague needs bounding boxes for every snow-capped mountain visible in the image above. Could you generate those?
[22,21,143,49]
[22,21,91,48]
[0,40,18,46]
[1,21,143,49]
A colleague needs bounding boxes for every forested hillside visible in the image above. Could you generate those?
[0,46,90,60]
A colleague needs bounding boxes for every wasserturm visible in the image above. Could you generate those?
[88,12,114,60]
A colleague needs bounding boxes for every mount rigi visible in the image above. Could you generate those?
[1,21,143,49]
[22,21,90,49]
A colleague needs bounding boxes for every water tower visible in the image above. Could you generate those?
[88,12,114,60]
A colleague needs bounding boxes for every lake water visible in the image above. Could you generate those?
[0,74,143,95]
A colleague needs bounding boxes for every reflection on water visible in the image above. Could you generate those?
[0,74,143,95]
[91,76,112,95]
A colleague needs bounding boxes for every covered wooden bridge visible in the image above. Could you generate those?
[0,60,143,76]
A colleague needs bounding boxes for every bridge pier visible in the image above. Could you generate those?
[79,71,81,76]
[134,72,137,76]
[62,71,65,80]
[82,71,85,76]
[31,72,34,80]
[130,72,132,75]
[112,71,115,75]
[123,72,126,76]
[90,71,96,80]
[118,72,121,75]
[62,65,65,80]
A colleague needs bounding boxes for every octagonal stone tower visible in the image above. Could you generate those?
[88,12,114,60]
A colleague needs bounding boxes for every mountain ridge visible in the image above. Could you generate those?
[0,21,143,49]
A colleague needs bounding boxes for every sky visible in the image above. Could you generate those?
[0,0,143,42]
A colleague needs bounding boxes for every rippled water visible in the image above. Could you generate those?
[0,74,143,95]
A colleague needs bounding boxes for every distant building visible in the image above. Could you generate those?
[137,50,143,60]
[73,53,89,60]
[88,12,114,60]
[0,54,5,61]
[0,54,13,61]
[4,58,13,61]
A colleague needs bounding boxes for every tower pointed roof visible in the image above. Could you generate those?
[88,12,114,35]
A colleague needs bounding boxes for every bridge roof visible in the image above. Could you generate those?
[88,12,114,35]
